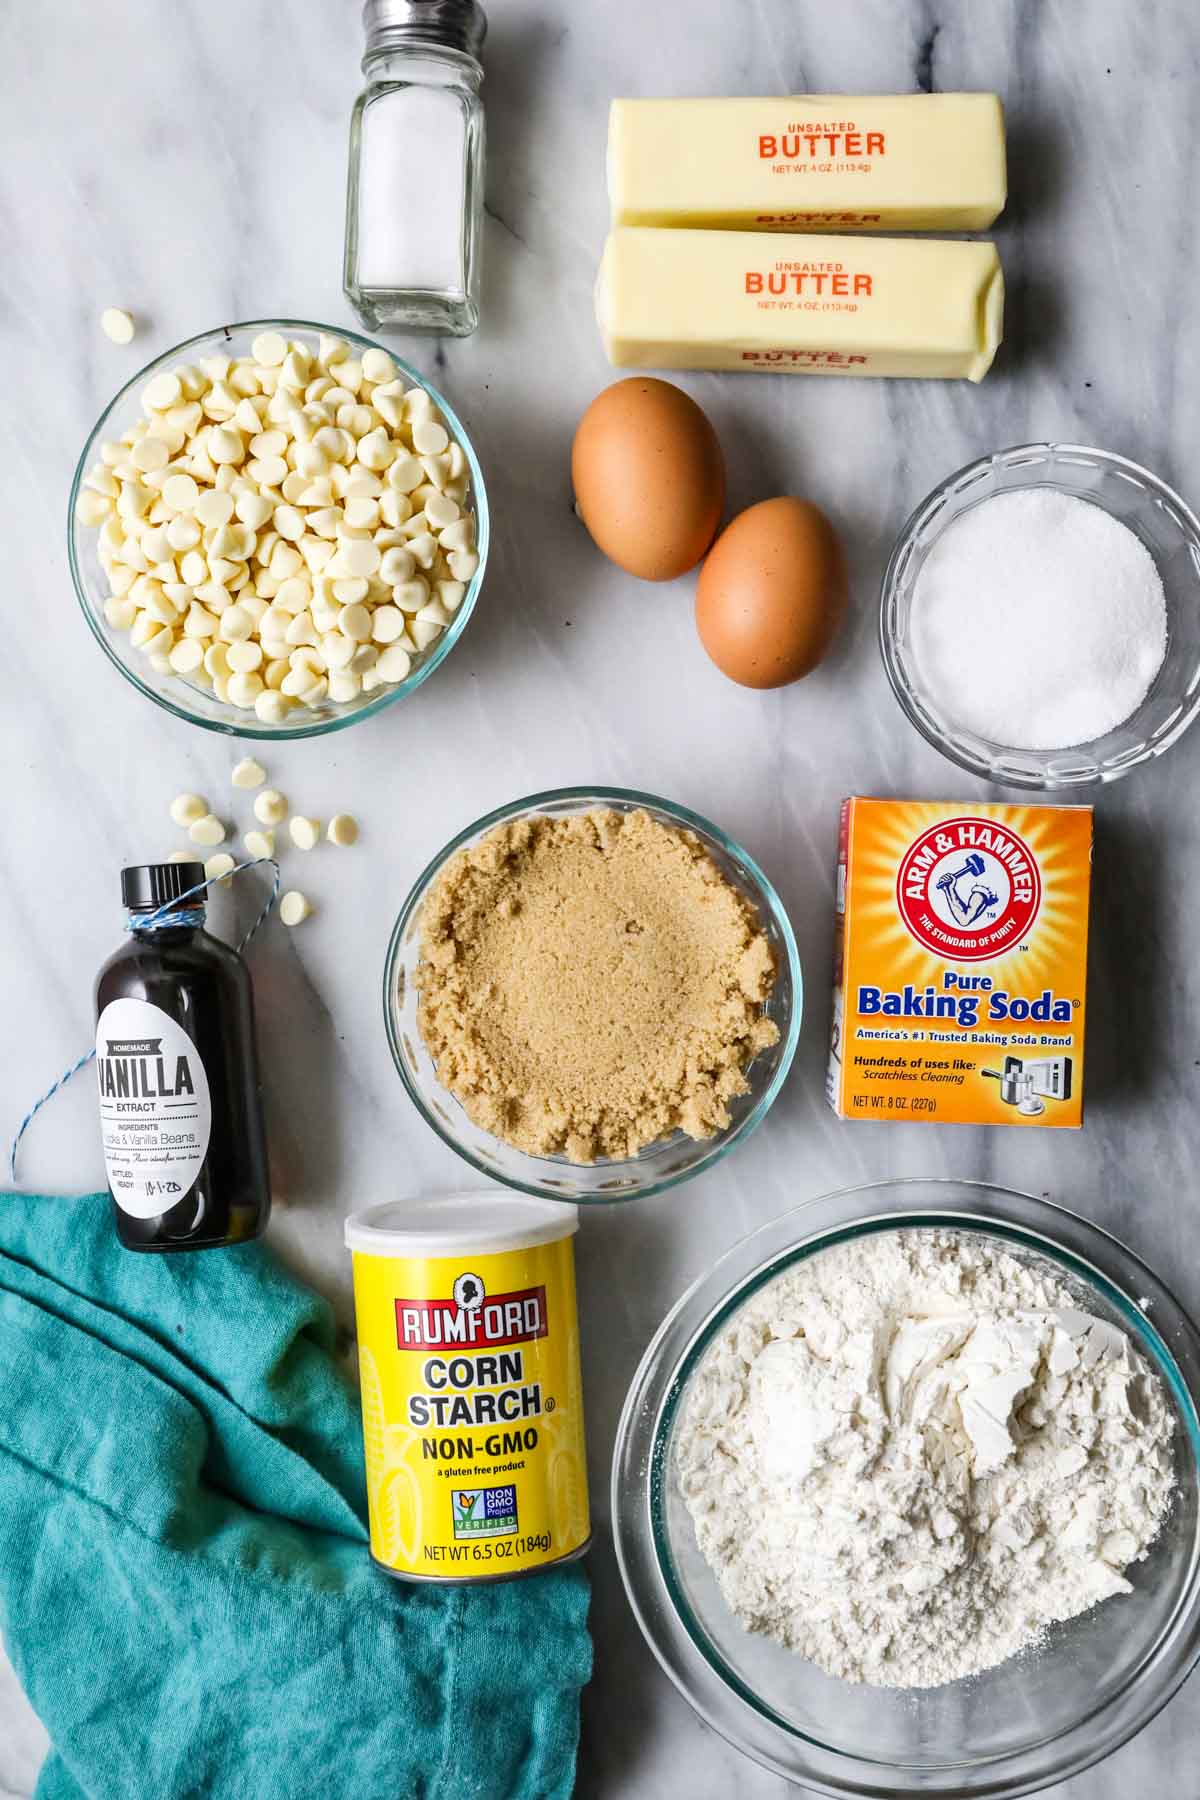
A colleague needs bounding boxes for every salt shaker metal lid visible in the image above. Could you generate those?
[363,0,487,59]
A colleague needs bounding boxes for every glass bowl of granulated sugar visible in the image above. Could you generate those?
[613,1179,1200,1796]
[881,444,1200,788]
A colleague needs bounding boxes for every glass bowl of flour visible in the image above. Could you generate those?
[880,445,1200,788]
[613,1179,1200,1795]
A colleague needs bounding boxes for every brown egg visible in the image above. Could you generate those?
[571,378,725,581]
[695,497,847,689]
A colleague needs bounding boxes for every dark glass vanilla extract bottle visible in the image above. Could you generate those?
[94,863,270,1252]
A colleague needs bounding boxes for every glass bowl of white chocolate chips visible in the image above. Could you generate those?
[614,1179,1200,1796]
[69,319,487,737]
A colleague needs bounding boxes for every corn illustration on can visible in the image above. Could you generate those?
[345,1193,591,1582]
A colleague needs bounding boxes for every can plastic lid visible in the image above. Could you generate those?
[344,1191,579,1258]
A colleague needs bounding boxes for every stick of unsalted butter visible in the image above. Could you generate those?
[596,228,1004,382]
[608,94,1006,233]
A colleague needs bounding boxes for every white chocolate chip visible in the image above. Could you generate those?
[195,488,236,529]
[204,851,236,888]
[228,671,264,708]
[380,545,416,585]
[425,491,460,530]
[232,756,267,789]
[280,890,312,927]
[76,490,112,527]
[101,307,136,345]
[438,517,474,553]
[226,640,264,673]
[189,813,227,847]
[370,605,407,644]
[339,602,373,642]
[243,828,275,859]
[168,639,205,674]
[252,332,288,367]
[143,373,183,412]
[170,792,208,827]
[76,335,477,715]
[255,788,288,825]
[410,617,443,652]
[327,813,359,847]
[281,667,319,699]
[208,425,245,466]
[362,348,396,384]
[322,632,356,670]
[337,538,381,579]
[104,595,137,630]
[168,850,200,864]
[289,816,321,850]
[411,419,449,456]
[393,577,429,613]
[132,436,170,473]
[254,689,292,724]
[447,549,479,582]
[327,670,361,702]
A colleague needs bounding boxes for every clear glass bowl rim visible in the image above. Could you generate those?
[878,441,1200,790]
[612,1177,1200,1797]
[381,784,803,1203]
[68,315,489,740]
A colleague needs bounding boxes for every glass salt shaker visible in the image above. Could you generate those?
[344,0,487,337]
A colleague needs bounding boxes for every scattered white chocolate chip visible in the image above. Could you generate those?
[168,850,200,863]
[289,816,321,851]
[280,890,313,927]
[327,813,359,847]
[244,828,275,859]
[232,756,267,790]
[188,813,227,847]
[76,329,477,714]
[100,307,135,345]
[254,788,288,825]
[170,792,208,828]
[204,852,236,888]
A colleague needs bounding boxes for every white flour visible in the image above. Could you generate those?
[676,1229,1175,1689]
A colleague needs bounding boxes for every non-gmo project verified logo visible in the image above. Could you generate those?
[452,1485,518,1539]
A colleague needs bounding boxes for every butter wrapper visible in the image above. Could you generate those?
[597,228,1003,382]
[608,93,1007,233]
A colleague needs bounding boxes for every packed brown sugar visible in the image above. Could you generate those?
[417,808,779,1161]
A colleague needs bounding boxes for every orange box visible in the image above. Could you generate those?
[827,798,1093,1127]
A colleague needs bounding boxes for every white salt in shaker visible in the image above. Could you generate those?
[344,0,487,337]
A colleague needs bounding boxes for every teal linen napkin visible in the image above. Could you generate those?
[0,1193,591,1800]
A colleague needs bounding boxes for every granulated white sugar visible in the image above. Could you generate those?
[909,489,1167,750]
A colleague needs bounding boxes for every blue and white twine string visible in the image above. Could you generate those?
[8,856,280,1182]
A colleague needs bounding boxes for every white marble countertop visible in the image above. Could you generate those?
[3,1,1200,1795]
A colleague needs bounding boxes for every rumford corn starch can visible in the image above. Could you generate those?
[345,1194,591,1582]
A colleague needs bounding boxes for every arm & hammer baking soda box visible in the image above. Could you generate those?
[827,799,1093,1126]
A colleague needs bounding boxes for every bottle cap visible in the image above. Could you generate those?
[363,0,486,60]
[121,863,206,912]
[345,1193,578,1259]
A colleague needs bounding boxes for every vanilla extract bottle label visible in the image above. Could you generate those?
[95,997,212,1218]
